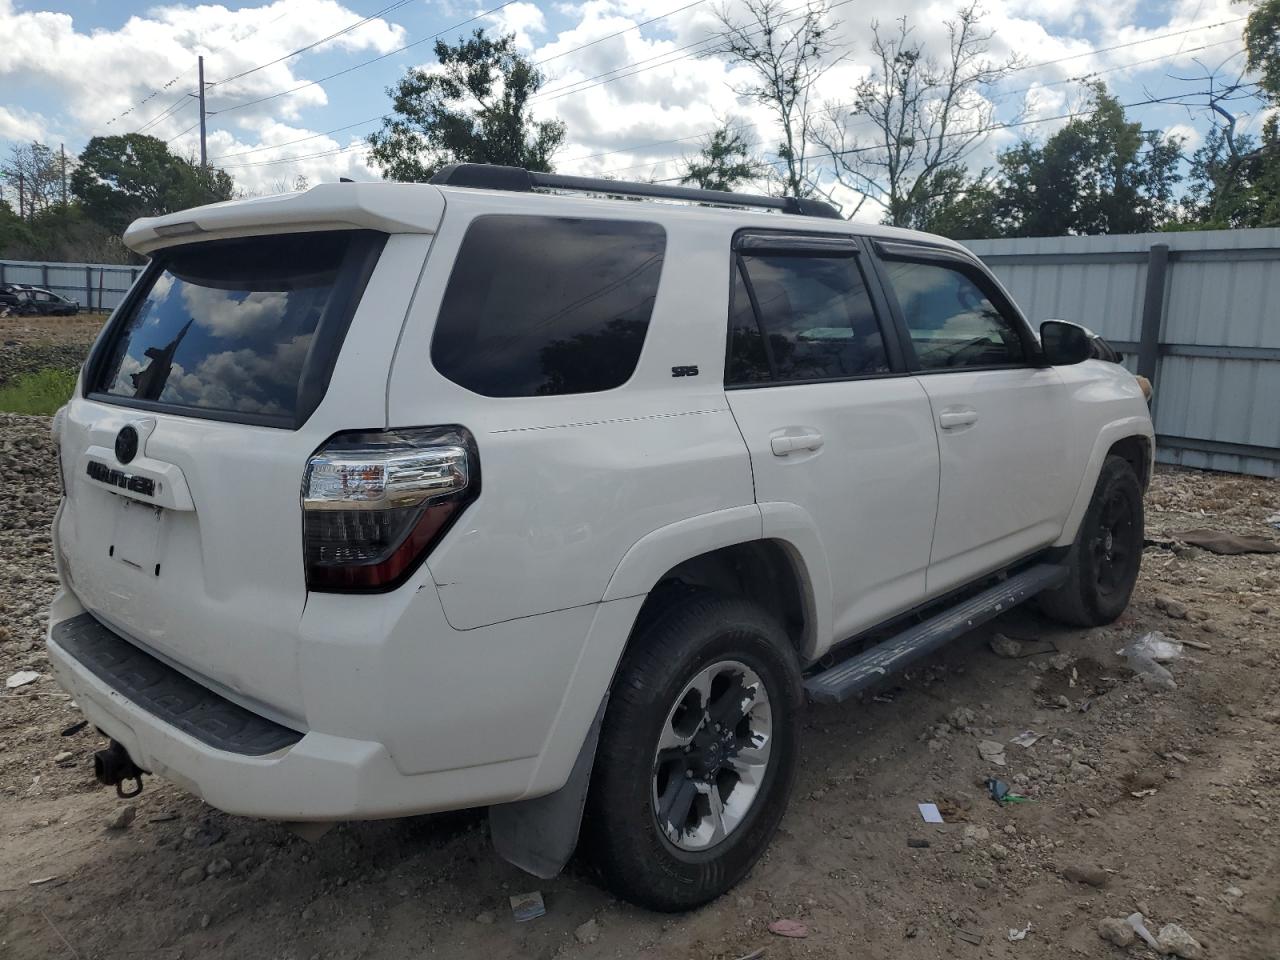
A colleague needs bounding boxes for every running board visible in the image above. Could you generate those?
[804,564,1068,705]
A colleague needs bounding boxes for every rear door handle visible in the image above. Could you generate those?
[770,430,825,456]
[938,409,979,430]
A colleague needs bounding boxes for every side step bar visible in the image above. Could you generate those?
[804,564,1068,705]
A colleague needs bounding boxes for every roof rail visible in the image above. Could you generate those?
[429,163,844,220]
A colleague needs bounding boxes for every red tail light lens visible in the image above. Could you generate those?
[302,426,479,592]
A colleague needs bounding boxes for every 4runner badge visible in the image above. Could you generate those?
[86,460,155,498]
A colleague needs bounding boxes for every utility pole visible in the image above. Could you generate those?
[60,143,68,206]
[198,55,208,171]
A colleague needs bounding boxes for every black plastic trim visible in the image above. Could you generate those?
[52,613,303,756]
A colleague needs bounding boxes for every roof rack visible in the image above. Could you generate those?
[429,163,844,220]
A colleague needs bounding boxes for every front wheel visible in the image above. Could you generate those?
[583,592,802,911]
[1040,454,1144,626]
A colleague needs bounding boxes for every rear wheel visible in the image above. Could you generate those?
[583,592,802,911]
[1040,455,1144,626]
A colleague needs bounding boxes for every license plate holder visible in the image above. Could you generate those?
[111,496,163,576]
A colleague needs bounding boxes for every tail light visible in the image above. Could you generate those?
[302,426,479,592]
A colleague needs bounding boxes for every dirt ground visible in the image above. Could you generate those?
[1,338,1277,958]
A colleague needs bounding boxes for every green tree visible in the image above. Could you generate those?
[1245,0,1280,97]
[907,165,1001,239]
[367,29,566,182]
[1,141,66,218]
[71,134,234,237]
[679,122,758,191]
[993,85,1182,236]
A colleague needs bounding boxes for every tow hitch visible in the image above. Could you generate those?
[94,740,145,798]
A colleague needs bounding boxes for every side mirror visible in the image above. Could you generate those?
[1040,319,1091,366]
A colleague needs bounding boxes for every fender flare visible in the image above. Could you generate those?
[1054,417,1155,548]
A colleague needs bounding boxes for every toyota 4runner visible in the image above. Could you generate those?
[46,165,1153,911]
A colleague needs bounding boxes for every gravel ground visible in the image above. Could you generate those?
[1,410,1278,960]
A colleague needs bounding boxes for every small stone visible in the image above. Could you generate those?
[974,877,992,889]
[1003,824,1017,836]
[1097,917,1136,947]
[1168,751,1190,764]
[179,865,204,886]
[1249,601,1270,615]
[989,843,1009,861]
[1055,695,1071,709]
[1156,595,1189,619]
[1156,923,1205,960]
[53,751,73,763]
[574,919,600,944]
[1085,807,1101,818]
[947,707,976,730]
[199,914,211,930]
[978,740,1007,765]
[963,825,990,844]
[1061,863,1108,887]
[1225,885,1244,898]
[475,910,495,925]
[106,805,136,831]
[988,633,1023,658]
[205,857,232,877]
[301,907,315,921]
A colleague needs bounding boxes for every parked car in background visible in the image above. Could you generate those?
[16,286,81,315]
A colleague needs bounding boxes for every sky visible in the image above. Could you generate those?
[0,0,1268,221]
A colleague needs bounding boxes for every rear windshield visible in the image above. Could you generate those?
[91,230,384,428]
[431,215,665,397]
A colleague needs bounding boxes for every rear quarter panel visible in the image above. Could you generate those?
[387,193,754,629]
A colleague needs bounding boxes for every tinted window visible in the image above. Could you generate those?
[728,252,889,384]
[432,215,665,397]
[883,260,1026,369]
[94,231,382,426]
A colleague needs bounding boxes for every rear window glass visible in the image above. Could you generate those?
[431,215,665,397]
[93,230,383,427]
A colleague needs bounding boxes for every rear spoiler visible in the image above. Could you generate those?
[124,182,444,256]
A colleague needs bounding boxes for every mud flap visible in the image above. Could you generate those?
[489,696,607,879]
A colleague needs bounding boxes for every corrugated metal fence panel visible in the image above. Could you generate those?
[0,259,140,311]
[965,229,1280,479]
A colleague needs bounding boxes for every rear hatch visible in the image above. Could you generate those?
[55,223,433,725]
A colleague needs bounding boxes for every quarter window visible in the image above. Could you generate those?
[727,250,889,385]
[431,215,666,397]
[881,260,1026,370]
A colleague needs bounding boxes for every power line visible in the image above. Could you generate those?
[134,91,196,134]
[533,0,709,66]
[210,0,523,117]
[209,0,417,87]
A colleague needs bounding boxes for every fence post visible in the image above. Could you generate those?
[1137,243,1169,385]
[41,263,49,288]
[85,265,92,307]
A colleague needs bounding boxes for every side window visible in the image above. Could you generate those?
[432,215,666,397]
[727,251,889,385]
[881,259,1026,370]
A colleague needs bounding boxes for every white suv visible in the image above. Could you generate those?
[46,165,1153,911]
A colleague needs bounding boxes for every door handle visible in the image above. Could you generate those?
[771,430,825,456]
[938,409,979,430]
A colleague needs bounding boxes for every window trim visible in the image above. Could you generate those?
[82,229,387,430]
[725,229,908,389]
[869,240,1043,374]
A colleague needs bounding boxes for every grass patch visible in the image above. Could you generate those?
[0,368,79,416]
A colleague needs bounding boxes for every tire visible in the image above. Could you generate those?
[1040,455,1144,626]
[583,591,803,911]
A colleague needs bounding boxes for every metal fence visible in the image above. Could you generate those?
[965,228,1280,478]
[0,259,140,312]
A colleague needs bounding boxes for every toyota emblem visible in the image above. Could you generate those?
[115,426,139,464]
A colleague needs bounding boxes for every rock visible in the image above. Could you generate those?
[1155,595,1189,619]
[1085,807,1101,818]
[475,910,496,925]
[1156,923,1205,960]
[1055,694,1071,709]
[989,843,1009,861]
[977,740,1007,765]
[1097,917,1136,947]
[1061,863,1108,887]
[1249,601,1270,615]
[574,919,600,944]
[1225,885,1244,898]
[205,857,232,877]
[199,914,211,930]
[52,751,73,763]
[988,633,1023,658]
[106,805,136,831]
[947,707,976,730]
[974,877,991,889]
[179,865,204,886]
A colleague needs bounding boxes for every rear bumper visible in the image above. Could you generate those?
[46,590,537,820]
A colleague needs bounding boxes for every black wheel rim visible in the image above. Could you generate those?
[1090,487,1138,598]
